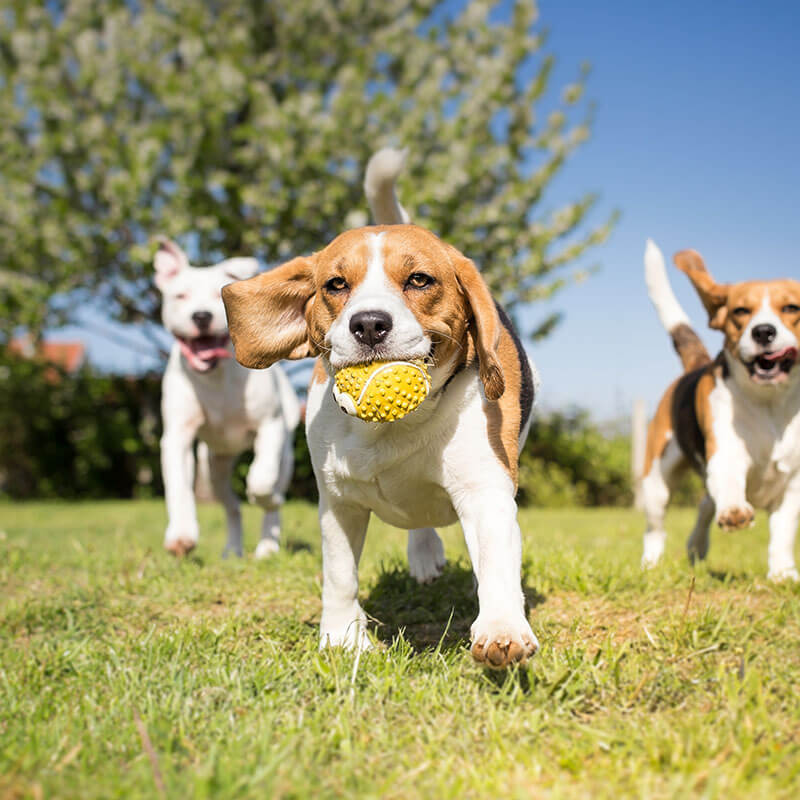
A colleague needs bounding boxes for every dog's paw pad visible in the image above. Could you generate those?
[470,617,539,669]
[165,537,196,557]
[717,505,754,531]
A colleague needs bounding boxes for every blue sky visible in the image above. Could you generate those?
[50,0,800,419]
[525,0,800,417]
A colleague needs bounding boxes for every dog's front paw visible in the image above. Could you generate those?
[246,489,285,511]
[408,528,446,584]
[164,524,198,557]
[716,504,754,531]
[165,537,197,557]
[470,614,539,669]
[319,607,371,652]
[768,566,800,583]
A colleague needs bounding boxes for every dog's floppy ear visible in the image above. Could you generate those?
[449,248,505,401]
[222,256,317,368]
[154,237,189,290]
[219,257,260,282]
[674,249,729,330]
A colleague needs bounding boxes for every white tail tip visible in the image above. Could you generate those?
[644,238,690,332]
[364,147,410,225]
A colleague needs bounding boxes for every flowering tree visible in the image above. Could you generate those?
[0,0,615,344]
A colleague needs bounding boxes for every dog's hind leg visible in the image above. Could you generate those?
[687,493,715,565]
[250,419,294,558]
[255,510,281,560]
[407,528,446,584]
[767,475,800,582]
[208,452,243,558]
[641,437,685,568]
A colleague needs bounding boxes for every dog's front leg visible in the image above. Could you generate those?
[453,486,539,668]
[161,424,200,555]
[318,494,371,651]
[768,475,800,582]
[706,447,754,531]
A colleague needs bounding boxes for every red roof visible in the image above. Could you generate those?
[8,337,86,374]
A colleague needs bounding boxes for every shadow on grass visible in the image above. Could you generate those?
[283,538,313,554]
[364,560,546,654]
[708,568,754,584]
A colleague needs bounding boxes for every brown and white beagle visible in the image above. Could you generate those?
[222,219,538,667]
[640,240,800,580]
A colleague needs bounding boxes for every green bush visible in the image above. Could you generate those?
[518,409,632,507]
[0,353,319,503]
[0,352,162,499]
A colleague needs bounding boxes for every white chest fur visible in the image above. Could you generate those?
[162,344,287,454]
[306,368,509,529]
[709,375,800,510]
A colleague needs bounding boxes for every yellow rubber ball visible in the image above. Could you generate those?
[332,359,431,422]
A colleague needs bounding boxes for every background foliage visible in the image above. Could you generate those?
[0,356,688,508]
[0,0,614,343]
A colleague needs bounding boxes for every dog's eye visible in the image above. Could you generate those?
[174,293,188,301]
[782,304,800,314]
[405,272,434,290]
[732,306,751,317]
[324,277,349,293]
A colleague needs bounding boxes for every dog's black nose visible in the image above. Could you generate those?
[752,324,777,346]
[192,311,213,331]
[349,310,393,348]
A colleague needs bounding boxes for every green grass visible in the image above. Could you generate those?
[1,500,799,799]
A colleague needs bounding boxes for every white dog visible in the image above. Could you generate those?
[221,151,539,667]
[154,238,300,558]
[641,240,800,580]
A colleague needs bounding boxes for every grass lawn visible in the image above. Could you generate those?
[1,500,799,798]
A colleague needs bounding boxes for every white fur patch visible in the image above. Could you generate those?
[644,239,691,333]
[738,290,797,363]
[326,232,430,369]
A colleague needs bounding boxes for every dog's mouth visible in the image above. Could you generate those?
[747,346,798,384]
[177,334,231,372]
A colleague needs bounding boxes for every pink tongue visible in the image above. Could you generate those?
[195,345,231,360]
[178,339,231,371]
[763,346,798,363]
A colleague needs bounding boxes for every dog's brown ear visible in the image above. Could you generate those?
[674,249,729,330]
[222,256,317,368]
[451,249,505,401]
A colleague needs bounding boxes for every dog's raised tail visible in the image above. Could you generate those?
[644,239,710,373]
[364,147,410,225]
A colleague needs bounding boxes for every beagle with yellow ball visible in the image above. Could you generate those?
[641,240,800,581]
[222,152,538,668]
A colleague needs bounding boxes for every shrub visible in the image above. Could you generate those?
[0,352,162,499]
[518,409,632,507]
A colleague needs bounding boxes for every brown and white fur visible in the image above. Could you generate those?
[221,155,538,668]
[641,239,800,581]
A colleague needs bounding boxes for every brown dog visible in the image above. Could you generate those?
[223,224,539,667]
[640,239,800,580]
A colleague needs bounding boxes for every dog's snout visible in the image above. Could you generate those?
[349,310,393,348]
[752,324,777,346]
[191,311,213,331]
